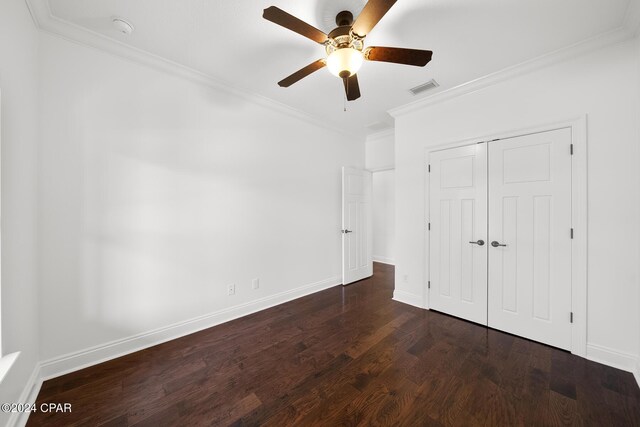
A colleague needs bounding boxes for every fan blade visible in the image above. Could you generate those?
[343,74,361,101]
[278,59,326,87]
[263,6,328,44]
[364,46,433,66]
[351,0,397,38]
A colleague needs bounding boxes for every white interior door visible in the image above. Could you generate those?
[487,128,573,350]
[429,144,488,324]
[342,167,372,285]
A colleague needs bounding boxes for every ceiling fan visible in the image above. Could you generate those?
[263,0,433,101]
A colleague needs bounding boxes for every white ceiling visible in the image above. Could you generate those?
[42,0,634,135]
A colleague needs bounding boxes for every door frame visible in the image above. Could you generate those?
[423,116,587,357]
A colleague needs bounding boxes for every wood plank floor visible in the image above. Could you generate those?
[29,263,640,426]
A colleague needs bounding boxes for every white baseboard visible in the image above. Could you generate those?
[586,343,639,375]
[372,256,395,265]
[39,276,339,381]
[8,363,42,427]
[392,289,423,308]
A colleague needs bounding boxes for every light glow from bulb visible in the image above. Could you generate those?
[326,48,363,78]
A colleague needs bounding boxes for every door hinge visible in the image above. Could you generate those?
[571,228,574,239]
[428,164,431,172]
[570,312,574,323]
[428,222,431,231]
[570,144,574,155]
[428,281,431,289]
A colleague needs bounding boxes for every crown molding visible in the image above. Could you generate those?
[24,0,362,141]
[623,0,640,37]
[26,0,639,132]
[389,25,636,118]
[366,128,394,142]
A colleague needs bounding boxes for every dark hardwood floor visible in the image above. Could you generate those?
[29,263,640,426]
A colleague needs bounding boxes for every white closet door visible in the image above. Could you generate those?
[429,144,488,324]
[487,128,572,350]
[342,167,373,285]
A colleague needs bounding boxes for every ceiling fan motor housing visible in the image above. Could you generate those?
[335,10,354,26]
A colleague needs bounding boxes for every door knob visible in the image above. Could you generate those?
[491,241,507,247]
[468,240,485,246]
[342,229,353,234]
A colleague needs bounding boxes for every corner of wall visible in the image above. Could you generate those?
[392,289,424,309]
[372,256,395,265]
[6,363,42,427]
[0,0,43,425]
[365,129,395,171]
[586,344,639,376]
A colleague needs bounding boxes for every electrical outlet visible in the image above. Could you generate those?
[403,274,409,283]
[227,283,235,295]
[252,278,259,290]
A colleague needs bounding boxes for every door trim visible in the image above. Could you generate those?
[423,116,587,357]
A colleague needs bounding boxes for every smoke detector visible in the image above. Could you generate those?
[112,18,134,35]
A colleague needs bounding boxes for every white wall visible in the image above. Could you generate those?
[37,34,363,365]
[365,130,394,171]
[367,130,396,265]
[372,170,395,265]
[0,0,41,424]
[393,39,640,370]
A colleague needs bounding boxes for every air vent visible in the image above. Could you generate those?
[409,79,439,96]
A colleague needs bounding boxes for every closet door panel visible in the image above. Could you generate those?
[487,128,572,350]
[429,144,488,324]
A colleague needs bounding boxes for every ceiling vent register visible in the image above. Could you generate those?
[409,79,439,96]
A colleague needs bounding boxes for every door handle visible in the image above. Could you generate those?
[342,229,353,234]
[468,240,485,246]
[491,241,507,247]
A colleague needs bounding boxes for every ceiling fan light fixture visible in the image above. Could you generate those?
[263,1,433,102]
[326,48,363,78]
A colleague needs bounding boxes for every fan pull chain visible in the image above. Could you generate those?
[343,77,348,112]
